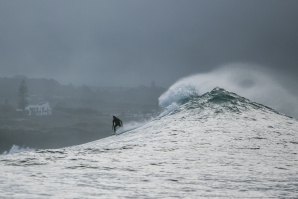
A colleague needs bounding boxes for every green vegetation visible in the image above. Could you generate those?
[17,79,28,110]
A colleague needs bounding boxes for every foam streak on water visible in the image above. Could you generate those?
[0,88,297,198]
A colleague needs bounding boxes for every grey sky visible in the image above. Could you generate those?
[1,0,298,88]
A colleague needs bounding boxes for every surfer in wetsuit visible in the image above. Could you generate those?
[112,116,123,133]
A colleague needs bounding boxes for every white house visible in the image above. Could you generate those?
[25,102,52,116]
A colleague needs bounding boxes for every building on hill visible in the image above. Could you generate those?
[25,102,52,116]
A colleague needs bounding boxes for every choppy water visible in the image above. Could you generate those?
[0,88,297,198]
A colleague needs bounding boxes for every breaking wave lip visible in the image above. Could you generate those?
[157,102,179,117]
[158,63,298,118]
[2,145,36,155]
[159,84,199,108]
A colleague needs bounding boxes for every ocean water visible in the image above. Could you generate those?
[0,87,297,198]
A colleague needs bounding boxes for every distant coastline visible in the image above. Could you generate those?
[0,127,110,154]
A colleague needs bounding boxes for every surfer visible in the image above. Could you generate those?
[112,116,123,133]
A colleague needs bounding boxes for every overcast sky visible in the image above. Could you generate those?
[1,0,298,89]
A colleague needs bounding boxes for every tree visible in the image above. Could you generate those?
[1,98,14,115]
[18,79,28,110]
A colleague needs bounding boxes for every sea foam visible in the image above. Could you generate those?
[159,63,298,118]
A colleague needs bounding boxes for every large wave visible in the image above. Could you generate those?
[159,63,298,118]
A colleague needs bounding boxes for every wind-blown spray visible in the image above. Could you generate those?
[159,63,298,118]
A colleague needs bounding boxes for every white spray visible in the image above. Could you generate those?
[2,145,36,155]
[159,63,298,118]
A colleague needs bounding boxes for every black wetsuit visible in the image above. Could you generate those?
[112,116,123,132]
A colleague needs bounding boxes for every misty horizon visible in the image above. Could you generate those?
[1,1,298,88]
[1,0,298,118]
[1,2,298,196]
[0,74,162,88]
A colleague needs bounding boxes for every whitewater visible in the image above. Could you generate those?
[1,71,298,197]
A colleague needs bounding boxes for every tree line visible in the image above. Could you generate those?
[0,76,165,116]
[1,79,28,115]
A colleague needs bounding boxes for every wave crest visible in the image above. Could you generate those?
[158,84,199,107]
[158,63,298,118]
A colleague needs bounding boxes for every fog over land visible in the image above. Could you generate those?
[0,1,298,119]
[1,1,298,88]
[0,2,298,197]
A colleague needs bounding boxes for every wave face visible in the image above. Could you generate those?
[165,87,282,117]
[0,87,298,198]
